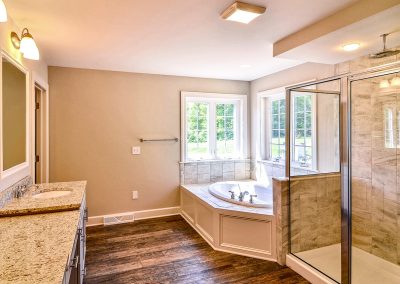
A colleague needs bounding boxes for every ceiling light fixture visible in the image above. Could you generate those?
[221,1,266,24]
[11,28,40,60]
[342,43,360,52]
[0,0,7,22]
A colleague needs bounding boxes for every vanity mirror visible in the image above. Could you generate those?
[1,53,28,176]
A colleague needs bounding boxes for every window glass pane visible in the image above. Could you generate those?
[279,114,285,129]
[279,130,285,140]
[272,130,279,139]
[295,129,305,145]
[305,95,312,111]
[296,113,305,129]
[295,96,304,112]
[272,114,279,129]
[186,102,209,159]
[225,104,234,116]
[216,103,237,158]
[279,100,286,113]
[305,112,312,129]
[216,104,224,116]
[271,144,280,159]
[272,101,279,113]
[279,146,286,158]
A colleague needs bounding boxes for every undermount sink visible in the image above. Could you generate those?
[32,190,72,199]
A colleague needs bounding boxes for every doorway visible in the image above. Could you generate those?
[34,83,49,183]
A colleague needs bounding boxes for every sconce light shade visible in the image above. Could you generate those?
[11,28,40,60]
[391,76,400,87]
[0,0,7,22]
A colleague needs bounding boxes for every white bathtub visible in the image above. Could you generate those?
[208,181,272,208]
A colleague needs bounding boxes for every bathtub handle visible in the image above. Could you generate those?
[250,194,257,204]
[228,190,236,200]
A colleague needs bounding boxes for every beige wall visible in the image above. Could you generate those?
[49,67,249,216]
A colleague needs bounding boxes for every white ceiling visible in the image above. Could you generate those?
[5,0,358,80]
[277,4,400,64]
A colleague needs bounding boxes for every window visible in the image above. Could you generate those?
[292,94,314,168]
[182,92,247,161]
[258,88,316,169]
[270,98,286,162]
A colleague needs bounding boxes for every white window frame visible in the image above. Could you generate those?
[181,91,247,162]
[257,82,317,170]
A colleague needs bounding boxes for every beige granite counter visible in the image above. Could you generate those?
[0,181,86,217]
[0,210,81,284]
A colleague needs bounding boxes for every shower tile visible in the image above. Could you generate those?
[234,162,246,180]
[198,173,210,184]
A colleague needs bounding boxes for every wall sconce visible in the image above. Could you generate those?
[0,0,7,22]
[11,28,40,60]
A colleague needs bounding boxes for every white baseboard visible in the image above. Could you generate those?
[286,254,337,284]
[87,206,180,227]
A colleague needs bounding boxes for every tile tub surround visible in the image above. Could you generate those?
[289,173,341,253]
[180,182,276,260]
[0,181,86,217]
[0,176,32,209]
[180,160,251,185]
[0,210,81,284]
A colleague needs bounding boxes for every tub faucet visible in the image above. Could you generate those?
[238,191,249,202]
[228,190,236,200]
[250,194,257,204]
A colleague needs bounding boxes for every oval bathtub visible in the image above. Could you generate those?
[208,181,272,208]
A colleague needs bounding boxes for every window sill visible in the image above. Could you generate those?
[180,158,250,164]
[257,160,318,173]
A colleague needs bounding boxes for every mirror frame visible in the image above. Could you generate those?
[0,51,30,179]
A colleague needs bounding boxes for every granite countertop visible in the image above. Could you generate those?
[0,210,81,284]
[0,181,86,217]
[181,181,274,216]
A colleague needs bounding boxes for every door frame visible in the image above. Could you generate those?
[31,72,49,183]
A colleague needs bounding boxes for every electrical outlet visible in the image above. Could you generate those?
[132,191,139,200]
[132,146,141,155]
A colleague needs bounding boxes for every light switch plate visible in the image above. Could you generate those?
[132,146,141,155]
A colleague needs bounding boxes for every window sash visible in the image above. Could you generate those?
[181,93,246,161]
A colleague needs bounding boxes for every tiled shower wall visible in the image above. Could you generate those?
[290,174,341,253]
[337,50,400,265]
[180,160,251,184]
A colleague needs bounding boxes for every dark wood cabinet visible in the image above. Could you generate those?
[63,200,87,284]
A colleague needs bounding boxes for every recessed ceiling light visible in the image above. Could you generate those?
[240,64,251,68]
[221,1,266,24]
[342,43,360,52]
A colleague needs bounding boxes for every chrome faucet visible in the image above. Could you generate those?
[14,185,27,198]
[250,194,257,204]
[238,191,249,202]
[228,190,236,200]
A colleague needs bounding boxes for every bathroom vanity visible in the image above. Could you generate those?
[0,181,87,283]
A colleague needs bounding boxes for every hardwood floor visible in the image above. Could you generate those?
[84,215,309,284]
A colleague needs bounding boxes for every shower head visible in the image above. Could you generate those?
[370,33,400,59]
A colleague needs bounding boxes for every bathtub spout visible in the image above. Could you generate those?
[238,191,249,202]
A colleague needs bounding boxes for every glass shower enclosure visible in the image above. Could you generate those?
[285,63,400,284]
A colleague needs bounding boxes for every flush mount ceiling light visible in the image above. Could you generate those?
[0,0,7,22]
[221,1,266,24]
[342,43,360,52]
[11,28,40,60]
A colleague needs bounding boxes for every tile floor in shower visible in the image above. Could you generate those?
[295,243,400,284]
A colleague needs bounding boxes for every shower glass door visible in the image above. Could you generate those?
[350,70,400,284]
[288,79,342,283]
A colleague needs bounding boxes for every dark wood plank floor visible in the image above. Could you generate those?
[84,215,309,284]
